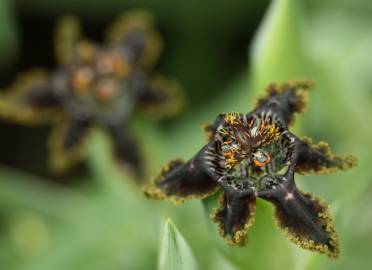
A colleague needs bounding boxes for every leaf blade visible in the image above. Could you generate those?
[159,218,198,270]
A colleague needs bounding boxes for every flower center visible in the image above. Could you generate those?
[219,112,280,170]
[215,112,297,192]
[252,149,271,167]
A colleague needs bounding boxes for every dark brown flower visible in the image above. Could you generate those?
[145,80,357,258]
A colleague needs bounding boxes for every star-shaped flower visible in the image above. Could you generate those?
[0,11,184,180]
[145,80,357,258]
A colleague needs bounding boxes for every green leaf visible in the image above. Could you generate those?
[158,218,198,270]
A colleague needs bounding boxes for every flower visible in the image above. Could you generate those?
[145,80,357,258]
[0,11,184,180]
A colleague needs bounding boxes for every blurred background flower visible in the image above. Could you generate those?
[0,10,184,181]
[0,0,371,269]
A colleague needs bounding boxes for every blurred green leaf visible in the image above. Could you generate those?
[158,218,198,270]
[0,0,19,69]
[250,0,308,92]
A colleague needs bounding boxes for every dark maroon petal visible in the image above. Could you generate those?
[253,80,313,126]
[0,70,62,125]
[212,181,256,246]
[203,114,228,142]
[121,30,148,64]
[106,120,144,181]
[295,136,357,175]
[132,74,184,118]
[63,118,91,149]
[105,11,161,68]
[48,118,92,173]
[23,83,60,108]
[258,168,339,258]
[145,143,219,203]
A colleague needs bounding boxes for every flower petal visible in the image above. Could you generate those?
[105,10,162,68]
[48,118,91,173]
[202,114,227,142]
[54,15,82,66]
[212,181,256,246]
[258,167,339,258]
[254,79,313,126]
[296,136,357,175]
[135,75,185,118]
[145,143,219,204]
[0,70,62,125]
[106,119,144,181]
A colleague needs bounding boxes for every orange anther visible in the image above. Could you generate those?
[252,152,271,167]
